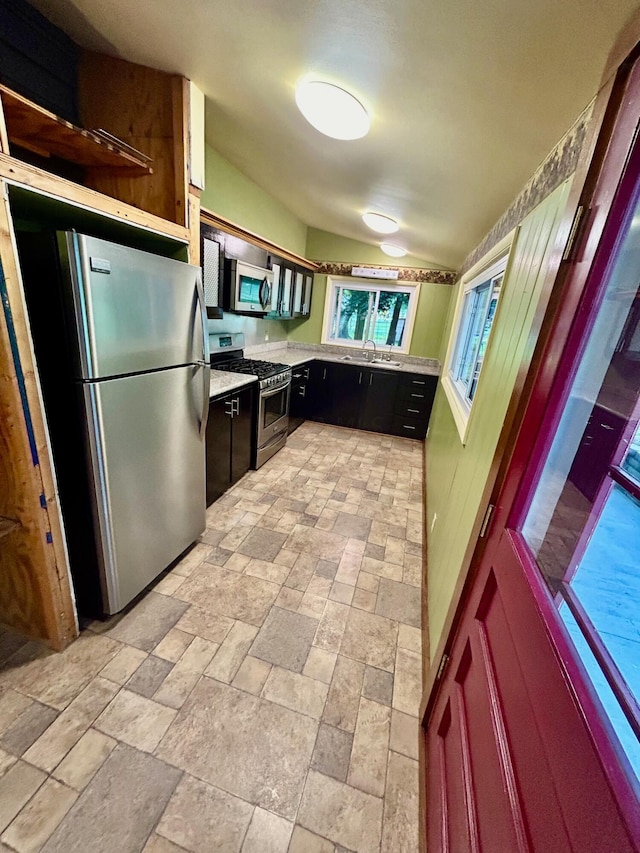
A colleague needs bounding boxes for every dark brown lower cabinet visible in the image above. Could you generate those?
[206,384,255,506]
[304,359,437,439]
[359,369,398,433]
[289,361,312,434]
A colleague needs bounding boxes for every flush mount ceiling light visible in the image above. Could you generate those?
[380,243,407,258]
[362,212,399,234]
[295,80,370,140]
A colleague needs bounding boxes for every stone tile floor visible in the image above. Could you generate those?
[0,422,424,853]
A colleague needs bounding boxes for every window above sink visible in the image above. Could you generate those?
[321,276,420,354]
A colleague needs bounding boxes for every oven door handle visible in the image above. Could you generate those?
[261,380,291,399]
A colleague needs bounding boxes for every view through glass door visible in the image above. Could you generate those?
[519,145,640,792]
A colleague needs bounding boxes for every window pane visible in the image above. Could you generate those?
[460,283,491,386]
[522,188,640,580]
[569,484,640,702]
[621,421,640,484]
[559,601,640,787]
[372,291,410,347]
[468,279,501,402]
[521,179,640,791]
[329,288,375,343]
[326,284,414,348]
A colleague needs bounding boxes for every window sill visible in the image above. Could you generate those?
[441,373,471,444]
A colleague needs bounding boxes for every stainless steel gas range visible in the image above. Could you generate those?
[209,333,291,468]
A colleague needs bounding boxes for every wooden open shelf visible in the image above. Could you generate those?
[0,85,153,175]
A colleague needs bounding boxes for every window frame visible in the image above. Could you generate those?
[320,276,421,354]
[442,236,512,443]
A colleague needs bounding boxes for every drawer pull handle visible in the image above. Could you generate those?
[411,380,426,385]
[408,408,420,414]
[410,393,424,398]
[403,424,416,430]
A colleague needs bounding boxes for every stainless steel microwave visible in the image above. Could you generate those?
[224,259,273,314]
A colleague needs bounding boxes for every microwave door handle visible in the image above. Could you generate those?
[259,277,271,310]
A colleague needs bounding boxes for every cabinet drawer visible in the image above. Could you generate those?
[395,397,430,418]
[399,375,431,389]
[397,386,431,404]
[391,415,428,439]
[291,363,311,383]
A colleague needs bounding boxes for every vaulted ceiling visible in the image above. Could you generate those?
[29,0,640,268]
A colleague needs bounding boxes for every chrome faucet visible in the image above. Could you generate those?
[362,339,377,362]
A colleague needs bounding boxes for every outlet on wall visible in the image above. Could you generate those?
[430,512,437,533]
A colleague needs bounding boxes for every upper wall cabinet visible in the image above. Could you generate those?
[200,209,318,319]
[77,53,196,228]
[292,269,313,318]
[269,256,314,320]
[0,50,200,236]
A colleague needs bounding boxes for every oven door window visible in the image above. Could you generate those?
[238,274,263,306]
[262,387,287,428]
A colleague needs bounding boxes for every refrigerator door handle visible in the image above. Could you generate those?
[194,273,210,439]
[196,361,210,439]
[195,271,210,365]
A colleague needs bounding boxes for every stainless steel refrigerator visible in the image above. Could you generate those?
[18,230,210,616]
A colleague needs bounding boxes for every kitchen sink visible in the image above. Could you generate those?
[340,355,402,367]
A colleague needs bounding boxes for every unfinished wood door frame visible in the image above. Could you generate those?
[0,178,77,649]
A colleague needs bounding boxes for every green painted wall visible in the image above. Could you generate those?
[200,154,452,355]
[305,227,451,270]
[425,178,573,660]
[288,229,453,358]
[202,145,308,256]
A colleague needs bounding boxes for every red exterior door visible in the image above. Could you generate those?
[425,49,640,853]
[427,532,638,852]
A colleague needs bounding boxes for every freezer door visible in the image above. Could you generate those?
[83,364,207,613]
[60,232,208,379]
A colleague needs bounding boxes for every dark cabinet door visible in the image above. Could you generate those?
[307,361,332,421]
[568,405,626,501]
[206,395,232,506]
[324,362,365,428]
[230,385,255,484]
[360,369,399,433]
[289,362,311,434]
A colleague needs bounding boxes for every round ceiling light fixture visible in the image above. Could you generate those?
[295,80,370,140]
[362,212,399,234]
[380,243,407,258]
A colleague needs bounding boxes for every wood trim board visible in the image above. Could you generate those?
[200,205,319,270]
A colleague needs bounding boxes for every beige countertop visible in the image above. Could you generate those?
[246,342,441,376]
[209,370,257,398]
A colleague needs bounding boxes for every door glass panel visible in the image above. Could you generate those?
[559,602,640,785]
[521,179,640,788]
[621,421,640,483]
